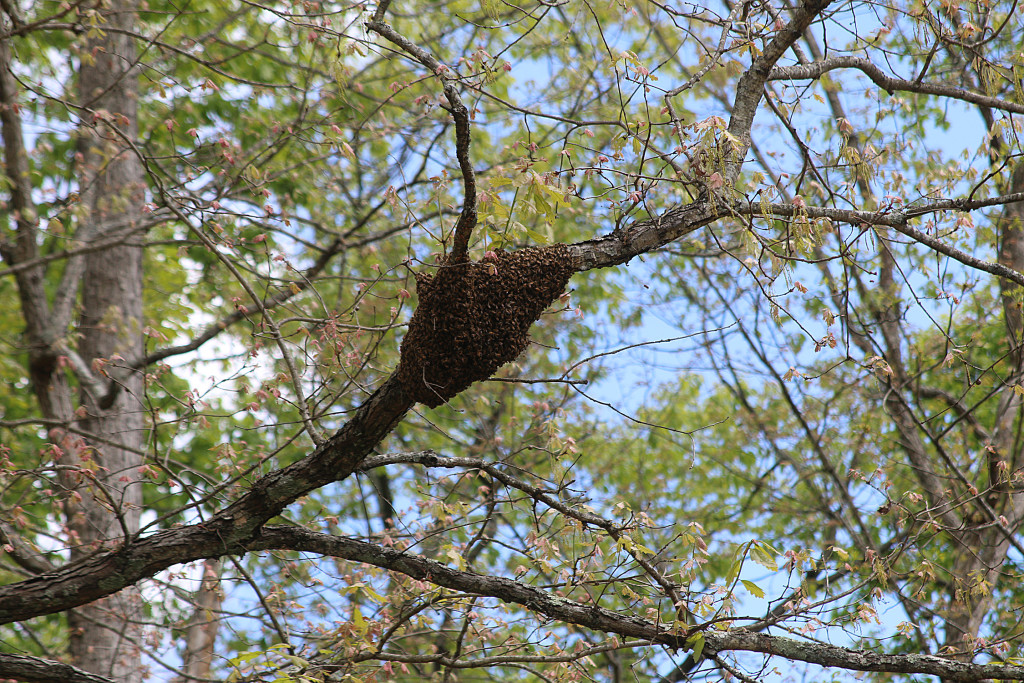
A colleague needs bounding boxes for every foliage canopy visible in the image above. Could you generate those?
[2,0,1024,682]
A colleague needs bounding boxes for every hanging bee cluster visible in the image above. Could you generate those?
[397,244,576,407]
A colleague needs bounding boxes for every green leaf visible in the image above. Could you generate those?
[741,579,765,599]
[687,632,706,662]
[751,542,778,571]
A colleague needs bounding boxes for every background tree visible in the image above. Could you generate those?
[1,0,1024,682]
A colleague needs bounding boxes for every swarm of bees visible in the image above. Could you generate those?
[397,244,575,407]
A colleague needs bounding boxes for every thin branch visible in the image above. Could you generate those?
[164,201,325,445]
[731,199,1024,288]
[366,19,477,262]
[129,208,435,371]
[54,341,108,400]
[0,217,165,281]
[358,451,675,612]
[0,521,55,575]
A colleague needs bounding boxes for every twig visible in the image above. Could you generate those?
[485,377,588,385]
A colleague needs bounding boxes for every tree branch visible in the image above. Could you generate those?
[5,175,1024,628]
[0,653,114,683]
[568,193,719,270]
[6,173,1024,622]
[732,198,1024,288]
[769,56,1024,115]
[251,526,1024,682]
[360,450,684,607]
[726,0,836,180]
[366,19,477,262]
[0,521,54,574]
[0,374,413,623]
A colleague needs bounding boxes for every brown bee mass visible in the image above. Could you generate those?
[396,244,576,407]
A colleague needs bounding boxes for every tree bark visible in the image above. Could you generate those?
[174,560,223,682]
[66,1,146,680]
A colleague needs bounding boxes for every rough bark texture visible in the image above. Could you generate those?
[0,654,116,683]
[66,1,146,680]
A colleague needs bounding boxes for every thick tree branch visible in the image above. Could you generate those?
[769,56,1024,115]
[726,0,836,179]
[568,194,719,270]
[0,654,114,683]
[563,0,839,273]
[5,175,1024,626]
[251,526,1024,682]
[566,187,1024,286]
[0,195,724,623]
[0,374,413,623]
[3,123,1024,665]
[6,175,1024,624]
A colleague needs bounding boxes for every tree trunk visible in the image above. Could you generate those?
[175,560,223,682]
[66,1,146,680]
[941,162,1024,657]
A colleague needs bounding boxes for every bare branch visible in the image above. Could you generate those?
[366,19,477,262]
[0,654,114,683]
[0,521,55,574]
[769,56,1024,115]
[252,526,1024,683]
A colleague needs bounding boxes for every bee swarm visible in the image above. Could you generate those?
[397,244,576,407]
